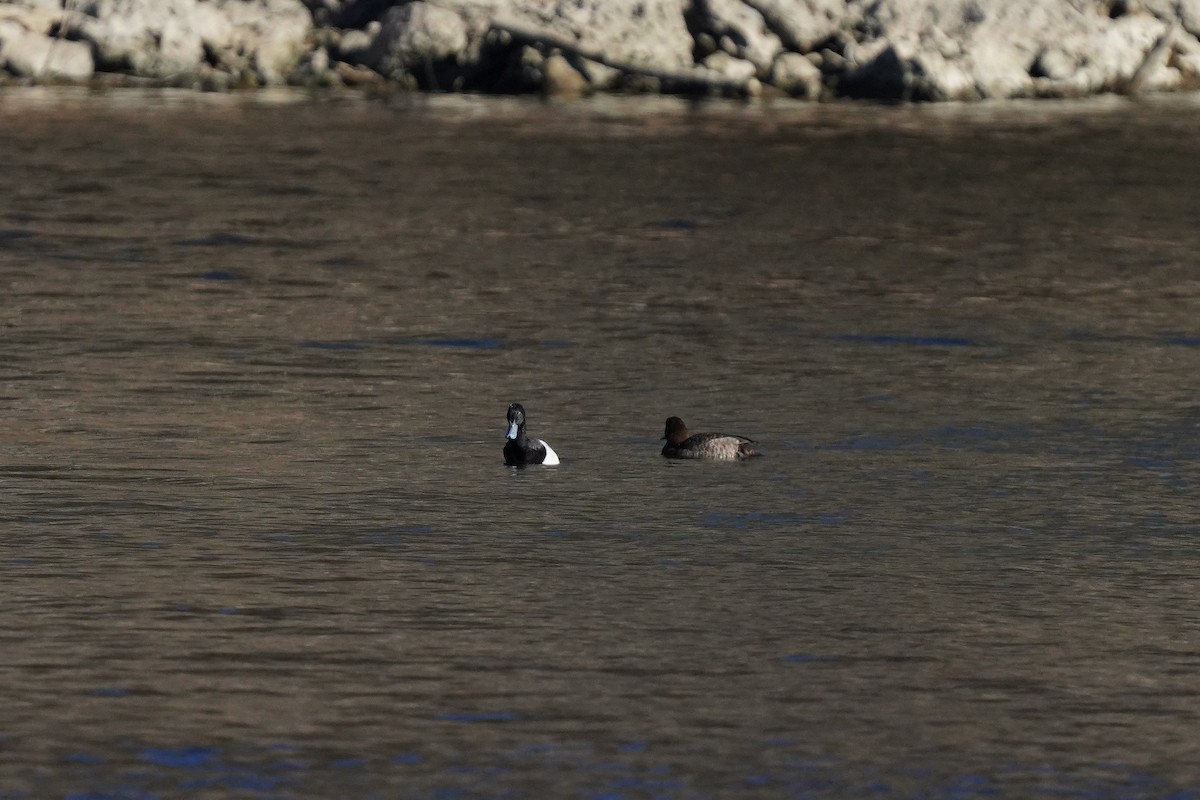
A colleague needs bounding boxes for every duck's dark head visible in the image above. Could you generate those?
[506,403,527,440]
[662,416,689,445]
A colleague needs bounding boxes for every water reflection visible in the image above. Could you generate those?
[36,738,1200,798]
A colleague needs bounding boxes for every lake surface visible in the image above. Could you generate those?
[2,88,1200,798]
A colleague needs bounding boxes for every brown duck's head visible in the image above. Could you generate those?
[662,416,689,445]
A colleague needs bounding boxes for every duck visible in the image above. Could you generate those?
[661,416,761,460]
[504,403,560,466]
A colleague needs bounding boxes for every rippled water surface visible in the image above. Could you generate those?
[3,89,1200,798]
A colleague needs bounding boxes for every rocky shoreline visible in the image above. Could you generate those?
[1,0,1199,101]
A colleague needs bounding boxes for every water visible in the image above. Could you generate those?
[3,89,1200,798]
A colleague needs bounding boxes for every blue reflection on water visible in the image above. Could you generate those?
[66,753,107,765]
[178,771,288,792]
[292,337,571,351]
[781,654,838,664]
[825,434,902,451]
[0,228,35,244]
[415,338,505,349]
[393,753,424,765]
[176,233,258,247]
[437,712,519,723]
[647,219,700,231]
[48,739,1200,799]
[138,746,220,768]
[1161,336,1200,347]
[829,334,977,347]
[700,511,844,529]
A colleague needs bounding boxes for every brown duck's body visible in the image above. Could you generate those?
[660,416,761,461]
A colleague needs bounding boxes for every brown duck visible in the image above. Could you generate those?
[660,416,761,461]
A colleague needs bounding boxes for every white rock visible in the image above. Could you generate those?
[216,0,312,83]
[69,0,201,75]
[703,50,758,81]
[1101,14,1172,87]
[965,36,1034,98]
[308,46,329,73]
[66,0,310,82]
[1033,45,1077,81]
[1031,13,1169,94]
[50,38,96,81]
[1173,29,1200,81]
[0,25,94,80]
[0,3,60,35]
[9,0,62,10]
[191,2,235,50]
[160,13,204,74]
[833,0,1184,99]
[1139,0,1200,38]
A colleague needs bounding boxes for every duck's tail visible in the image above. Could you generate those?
[738,441,763,458]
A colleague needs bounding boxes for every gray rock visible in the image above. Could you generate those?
[336,26,374,62]
[770,50,822,96]
[364,2,469,79]
[0,23,94,80]
[189,63,227,90]
[491,1,753,94]
[746,0,854,52]
[525,0,694,71]
[693,0,784,75]
[361,0,704,90]
[299,0,340,26]
[307,45,329,73]
[576,57,621,88]
[9,0,64,11]
[289,46,342,86]
[334,59,383,85]
[497,42,544,91]
[542,52,588,96]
